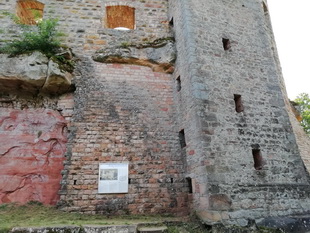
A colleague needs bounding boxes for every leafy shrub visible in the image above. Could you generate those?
[295,93,310,135]
[0,16,63,57]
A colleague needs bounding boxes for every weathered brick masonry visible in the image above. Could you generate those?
[0,0,310,226]
[59,60,189,214]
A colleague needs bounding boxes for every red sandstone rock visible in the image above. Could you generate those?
[0,109,67,205]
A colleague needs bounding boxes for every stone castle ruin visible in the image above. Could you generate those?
[0,0,310,226]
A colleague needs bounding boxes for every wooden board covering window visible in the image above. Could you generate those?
[16,0,44,25]
[106,6,135,30]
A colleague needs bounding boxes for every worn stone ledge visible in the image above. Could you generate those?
[257,215,310,233]
[196,212,310,232]
[92,39,176,74]
[0,52,74,96]
[219,183,310,195]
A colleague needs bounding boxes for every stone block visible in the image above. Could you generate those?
[196,210,223,224]
[209,194,232,211]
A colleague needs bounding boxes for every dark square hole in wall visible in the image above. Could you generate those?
[234,94,244,113]
[179,129,186,148]
[176,76,181,92]
[222,38,231,50]
[253,149,264,170]
[186,177,193,193]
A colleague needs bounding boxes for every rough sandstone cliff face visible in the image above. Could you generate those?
[0,50,74,204]
[0,109,67,205]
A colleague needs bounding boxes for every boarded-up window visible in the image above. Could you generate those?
[16,0,44,25]
[106,6,135,30]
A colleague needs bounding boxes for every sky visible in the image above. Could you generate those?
[267,1,310,100]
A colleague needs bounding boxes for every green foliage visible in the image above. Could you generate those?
[1,11,20,24]
[27,200,43,206]
[166,226,180,233]
[0,17,62,57]
[294,93,310,135]
[0,204,8,210]
[120,42,130,48]
[0,203,179,231]
[52,55,75,73]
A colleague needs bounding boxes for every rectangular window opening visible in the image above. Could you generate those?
[186,177,193,193]
[170,178,174,183]
[222,38,231,50]
[128,178,131,184]
[179,129,186,148]
[176,76,181,92]
[234,94,244,113]
[252,149,263,170]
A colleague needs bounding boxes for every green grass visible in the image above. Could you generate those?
[0,203,181,231]
[0,203,280,232]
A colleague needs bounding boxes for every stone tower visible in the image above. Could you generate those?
[0,0,309,226]
[168,0,310,225]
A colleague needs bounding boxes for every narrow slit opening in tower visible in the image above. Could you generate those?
[169,17,174,26]
[73,180,77,185]
[106,5,135,30]
[128,178,131,184]
[263,2,268,13]
[179,129,186,148]
[16,0,45,25]
[252,149,263,170]
[234,94,244,113]
[176,76,181,92]
[222,38,231,50]
[186,177,193,193]
[170,178,174,183]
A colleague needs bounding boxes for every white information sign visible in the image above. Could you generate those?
[98,163,129,194]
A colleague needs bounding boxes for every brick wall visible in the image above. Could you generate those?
[0,0,191,216]
[59,59,189,215]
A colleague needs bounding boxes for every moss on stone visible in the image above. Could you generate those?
[119,37,175,49]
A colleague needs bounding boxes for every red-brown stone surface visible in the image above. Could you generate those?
[0,109,67,205]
